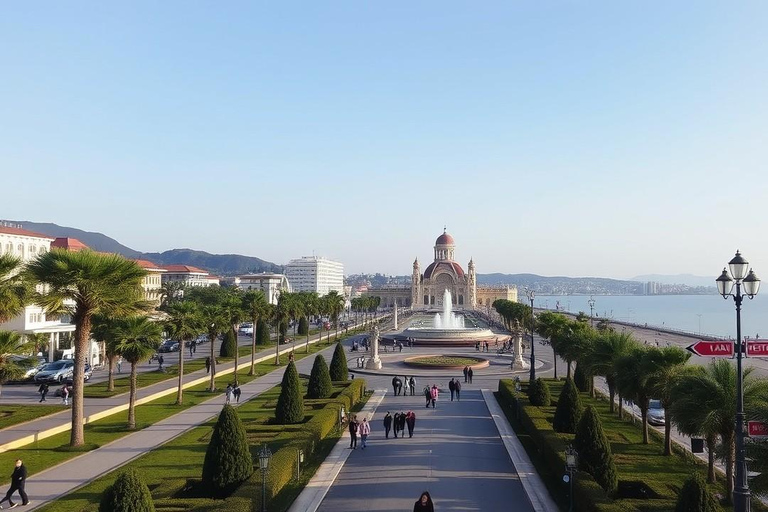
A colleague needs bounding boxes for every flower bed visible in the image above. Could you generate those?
[403,355,488,369]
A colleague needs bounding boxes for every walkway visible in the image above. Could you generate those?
[316,388,535,512]
[24,343,339,510]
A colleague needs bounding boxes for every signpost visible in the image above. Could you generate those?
[748,421,768,439]
[747,339,768,357]
[686,340,735,357]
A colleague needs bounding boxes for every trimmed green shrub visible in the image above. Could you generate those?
[574,405,617,494]
[99,468,155,512]
[574,365,590,392]
[279,320,288,341]
[307,354,333,399]
[298,316,309,335]
[329,342,348,381]
[675,472,719,512]
[553,378,582,434]
[256,318,270,345]
[529,378,551,406]
[220,329,237,358]
[275,361,304,424]
[201,404,253,495]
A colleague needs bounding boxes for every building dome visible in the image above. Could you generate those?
[435,229,455,246]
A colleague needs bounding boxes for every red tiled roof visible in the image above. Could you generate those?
[133,259,166,271]
[51,237,89,251]
[162,264,209,274]
[423,261,465,279]
[0,226,55,240]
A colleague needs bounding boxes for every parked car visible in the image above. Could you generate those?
[647,399,665,426]
[34,360,75,384]
[23,361,49,382]
[158,340,180,353]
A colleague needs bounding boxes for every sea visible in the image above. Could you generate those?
[534,294,768,340]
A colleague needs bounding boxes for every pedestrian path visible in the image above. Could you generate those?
[23,343,339,511]
[314,388,536,512]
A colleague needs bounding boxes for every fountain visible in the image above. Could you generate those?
[433,290,465,329]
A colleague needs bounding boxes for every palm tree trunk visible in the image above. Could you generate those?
[128,362,138,430]
[706,435,717,483]
[107,354,115,392]
[725,432,735,503]
[249,317,257,376]
[305,329,310,354]
[232,326,239,381]
[209,334,216,392]
[663,408,672,455]
[70,315,92,447]
[641,406,649,444]
[607,381,615,413]
[175,339,184,405]
[617,391,623,419]
[566,361,572,379]
[589,376,595,398]
[274,323,280,365]
[552,349,558,379]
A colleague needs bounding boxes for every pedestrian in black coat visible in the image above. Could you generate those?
[349,416,359,449]
[463,366,469,383]
[455,380,461,401]
[38,383,49,403]
[397,411,406,437]
[423,386,431,407]
[0,459,28,507]
[413,491,435,512]
[393,413,401,438]
[383,412,392,439]
[405,411,416,438]
[392,376,402,396]
[409,377,416,396]
[468,367,473,384]
[205,356,211,374]
[448,379,456,401]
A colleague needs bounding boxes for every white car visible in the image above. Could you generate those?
[647,399,665,426]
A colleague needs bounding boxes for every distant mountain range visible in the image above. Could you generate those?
[10,220,282,277]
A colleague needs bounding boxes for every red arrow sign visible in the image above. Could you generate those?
[747,340,768,357]
[748,421,768,438]
[686,340,734,357]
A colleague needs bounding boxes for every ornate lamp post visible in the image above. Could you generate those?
[717,250,760,512]
[526,288,536,381]
[564,445,578,512]
[588,297,596,327]
[258,444,273,512]
[296,448,304,482]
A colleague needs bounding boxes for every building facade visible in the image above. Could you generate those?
[134,259,166,306]
[284,256,344,296]
[236,273,292,304]
[161,265,216,288]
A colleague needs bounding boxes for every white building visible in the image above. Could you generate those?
[236,273,291,304]
[284,256,344,296]
[0,223,78,362]
[161,265,216,288]
[133,259,167,305]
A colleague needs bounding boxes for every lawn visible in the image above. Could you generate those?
[36,379,369,512]
[405,355,485,368]
[0,339,339,487]
[0,404,67,430]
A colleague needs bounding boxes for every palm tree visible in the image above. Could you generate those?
[670,360,768,502]
[558,320,595,379]
[615,346,653,443]
[165,301,201,404]
[535,311,568,379]
[642,345,691,455]
[221,289,245,379]
[242,290,269,375]
[158,281,185,308]
[0,331,34,397]
[585,331,639,415]
[25,249,148,446]
[199,304,225,392]
[326,291,345,342]
[91,314,120,392]
[114,316,163,429]
[272,293,289,364]
[0,254,27,323]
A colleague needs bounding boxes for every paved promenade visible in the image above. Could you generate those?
[316,388,535,512]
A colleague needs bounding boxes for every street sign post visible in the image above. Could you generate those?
[747,421,768,439]
[747,339,768,357]
[686,340,735,357]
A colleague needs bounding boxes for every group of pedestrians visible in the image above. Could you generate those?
[462,365,474,383]
[347,415,371,449]
[383,411,416,438]
[224,382,242,404]
[447,378,461,401]
[391,376,416,396]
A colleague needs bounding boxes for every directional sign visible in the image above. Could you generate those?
[747,340,768,357]
[748,421,768,438]
[686,340,734,357]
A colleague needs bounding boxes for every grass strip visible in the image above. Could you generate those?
[0,405,67,431]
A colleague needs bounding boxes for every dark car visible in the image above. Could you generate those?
[158,340,180,353]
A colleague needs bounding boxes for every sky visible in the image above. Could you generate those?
[3,2,768,278]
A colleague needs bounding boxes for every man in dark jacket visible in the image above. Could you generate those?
[448,379,456,401]
[349,415,359,449]
[405,411,416,438]
[393,412,401,438]
[463,366,469,383]
[383,412,393,439]
[0,459,28,508]
[468,367,473,384]
[392,376,402,396]
[397,411,407,438]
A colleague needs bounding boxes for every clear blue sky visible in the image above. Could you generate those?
[3,2,768,278]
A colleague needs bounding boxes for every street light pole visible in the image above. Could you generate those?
[526,288,536,382]
[588,297,596,327]
[717,250,761,512]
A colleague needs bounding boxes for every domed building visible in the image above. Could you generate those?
[363,229,517,310]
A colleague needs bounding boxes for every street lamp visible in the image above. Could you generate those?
[525,288,536,382]
[588,297,596,327]
[564,445,578,512]
[717,250,760,512]
[258,444,272,512]
[296,448,304,482]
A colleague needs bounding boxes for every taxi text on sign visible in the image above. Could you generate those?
[686,340,734,357]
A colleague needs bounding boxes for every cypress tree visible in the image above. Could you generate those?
[675,472,719,512]
[298,316,309,335]
[553,378,582,434]
[275,361,304,424]
[573,405,617,493]
[201,404,253,495]
[329,342,348,381]
[99,468,155,512]
[529,378,551,407]
[256,318,270,345]
[220,329,237,358]
[307,354,333,399]
[574,365,589,393]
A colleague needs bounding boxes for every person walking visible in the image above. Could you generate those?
[409,377,415,396]
[392,376,402,396]
[116,356,123,374]
[463,366,469,383]
[397,412,406,438]
[158,354,164,371]
[448,378,456,401]
[455,380,461,401]
[468,367,473,384]
[383,412,392,439]
[189,342,194,357]
[413,491,434,512]
[225,384,233,404]
[61,384,69,406]
[393,412,401,438]
[38,383,49,403]
[430,385,438,408]
[192,339,197,354]
[205,356,211,374]
[359,418,371,449]
[348,415,359,449]
[233,383,241,403]
[405,411,416,438]
[423,386,431,408]
[0,459,29,508]
[402,376,410,396]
